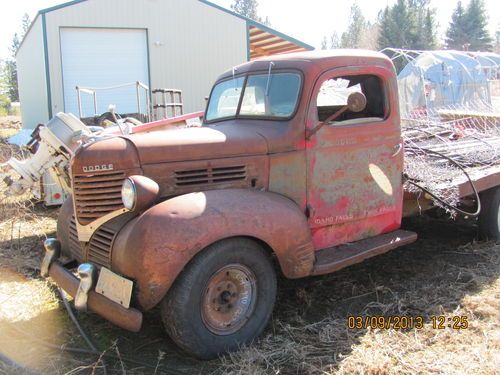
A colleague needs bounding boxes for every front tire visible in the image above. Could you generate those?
[161,238,277,359]
[479,187,500,241]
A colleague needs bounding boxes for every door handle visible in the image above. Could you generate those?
[391,143,403,157]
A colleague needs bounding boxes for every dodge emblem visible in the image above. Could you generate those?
[83,164,114,173]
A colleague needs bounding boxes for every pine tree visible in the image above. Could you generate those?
[411,0,438,49]
[340,4,367,48]
[321,36,328,50]
[495,26,500,53]
[359,22,380,50]
[330,31,340,49]
[320,31,340,50]
[2,14,31,102]
[0,59,10,115]
[422,9,438,49]
[446,0,492,51]
[446,1,470,49]
[21,13,31,34]
[464,0,493,51]
[4,34,20,102]
[377,7,393,50]
[230,0,270,25]
[378,0,437,51]
[378,0,415,50]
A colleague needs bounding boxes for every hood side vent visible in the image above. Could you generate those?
[175,165,247,187]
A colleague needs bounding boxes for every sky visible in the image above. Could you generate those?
[0,0,498,60]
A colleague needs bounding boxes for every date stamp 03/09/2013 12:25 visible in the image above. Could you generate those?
[347,315,469,330]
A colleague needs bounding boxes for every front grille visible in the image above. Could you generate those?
[88,225,116,268]
[68,217,84,262]
[73,171,126,225]
[175,165,247,187]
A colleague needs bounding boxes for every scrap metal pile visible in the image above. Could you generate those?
[402,112,500,216]
[386,48,500,215]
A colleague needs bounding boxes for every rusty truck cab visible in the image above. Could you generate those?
[44,50,417,359]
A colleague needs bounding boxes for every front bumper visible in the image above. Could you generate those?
[41,238,143,332]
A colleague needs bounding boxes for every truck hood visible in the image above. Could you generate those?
[127,125,268,164]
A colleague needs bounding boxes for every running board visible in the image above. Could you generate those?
[311,230,418,276]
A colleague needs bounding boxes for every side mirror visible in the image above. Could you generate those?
[347,92,367,113]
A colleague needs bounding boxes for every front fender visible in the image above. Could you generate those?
[112,189,314,310]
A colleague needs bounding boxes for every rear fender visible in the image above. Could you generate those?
[112,189,314,310]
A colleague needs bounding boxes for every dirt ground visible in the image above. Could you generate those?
[0,116,499,375]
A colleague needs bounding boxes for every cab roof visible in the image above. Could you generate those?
[218,49,395,80]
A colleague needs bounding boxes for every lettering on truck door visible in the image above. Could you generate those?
[305,66,404,250]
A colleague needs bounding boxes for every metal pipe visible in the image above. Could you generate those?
[76,86,83,118]
[93,92,98,116]
[136,81,141,116]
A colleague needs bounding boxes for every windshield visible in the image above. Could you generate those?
[206,72,301,122]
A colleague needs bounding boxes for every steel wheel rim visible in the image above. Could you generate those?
[201,264,257,335]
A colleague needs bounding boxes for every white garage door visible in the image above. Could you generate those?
[60,28,149,117]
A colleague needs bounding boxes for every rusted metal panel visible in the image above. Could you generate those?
[142,155,269,198]
[129,125,268,164]
[312,229,417,275]
[268,151,307,210]
[112,189,315,311]
[305,65,404,250]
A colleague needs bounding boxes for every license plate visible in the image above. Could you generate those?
[95,268,133,309]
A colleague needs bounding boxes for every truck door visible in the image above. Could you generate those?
[306,66,404,250]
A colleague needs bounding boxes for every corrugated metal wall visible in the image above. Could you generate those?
[43,0,248,117]
[16,17,49,128]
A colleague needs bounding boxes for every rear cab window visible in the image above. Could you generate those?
[317,74,387,124]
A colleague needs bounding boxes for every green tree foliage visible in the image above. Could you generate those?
[0,93,10,116]
[320,31,340,50]
[4,34,20,102]
[321,4,377,51]
[446,1,468,49]
[330,32,341,49]
[230,0,270,25]
[495,25,500,53]
[2,13,31,103]
[21,13,31,34]
[378,0,437,50]
[321,36,328,50]
[446,0,493,51]
[0,60,11,116]
[464,0,493,50]
[340,4,368,48]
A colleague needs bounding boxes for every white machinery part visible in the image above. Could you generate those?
[2,112,91,204]
[42,170,69,206]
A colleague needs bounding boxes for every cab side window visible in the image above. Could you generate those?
[317,74,387,124]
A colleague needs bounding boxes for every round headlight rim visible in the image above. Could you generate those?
[121,178,137,211]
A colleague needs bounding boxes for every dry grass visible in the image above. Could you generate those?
[0,116,499,375]
[219,226,500,375]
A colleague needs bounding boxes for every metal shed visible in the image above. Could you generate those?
[16,0,313,128]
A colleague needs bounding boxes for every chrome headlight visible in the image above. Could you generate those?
[121,176,159,212]
[121,178,137,210]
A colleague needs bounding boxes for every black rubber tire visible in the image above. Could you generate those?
[160,238,277,359]
[478,187,500,241]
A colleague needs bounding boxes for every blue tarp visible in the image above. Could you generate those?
[397,50,498,115]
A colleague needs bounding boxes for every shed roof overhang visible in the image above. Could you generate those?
[248,25,312,59]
